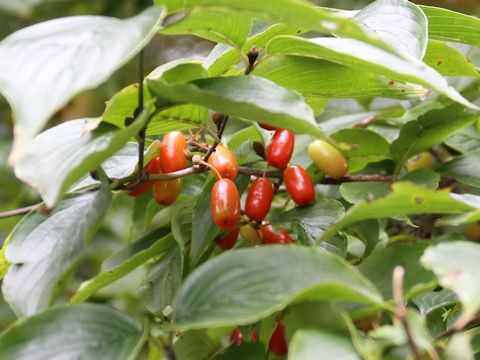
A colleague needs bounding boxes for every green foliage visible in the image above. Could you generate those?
[1,0,480,358]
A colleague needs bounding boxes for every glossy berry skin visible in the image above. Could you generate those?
[153,177,183,206]
[259,123,277,131]
[218,227,240,250]
[266,129,294,169]
[245,177,274,221]
[230,328,243,345]
[406,151,432,172]
[128,157,162,197]
[269,317,288,355]
[308,139,348,179]
[211,179,241,229]
[160,131,186,173]
[260,225,294,245]
[208,144,238,180]
[283,165,315,206]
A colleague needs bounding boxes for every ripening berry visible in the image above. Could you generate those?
[308,139,348,179]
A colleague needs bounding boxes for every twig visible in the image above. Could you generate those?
[136,50,145,173]
[203,114,229,162]
[0,204,39,219]
[435,314,480,340]
[323,174,393,183]
[393,266,422,360]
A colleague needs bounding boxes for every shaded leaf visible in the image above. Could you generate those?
[421,241,480,325]
[173,330,221,360]
[0,304,144,360]
[390,104,477,168]
[359,241,436,300]
[0,6,165,164]
[214,343,264,360]
[323,182,473,241]
[15,102,152,207]
[147,76,323,138]
[412,289,459,315]
[437,155,480,187]
[2,186,111,316]
[420,5,480,47]
[290,329,360,360]
[160,9,251,47]
[445,125,480,156]
[266,36,478,110]
[251,55,427,101]
[173,246,382,330]
[70,231,175,304]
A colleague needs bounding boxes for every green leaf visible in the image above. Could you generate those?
[214,343,264,360]
[290,329,360,360]
[251,55,427,100]
[445,125,480,156]
[160,9,251,47]
[319,112,383,135]
[173,246,382,330]
[412,289,459,315]
[266,36,478,110]
[354,0,428,59]
[390,104,477,168]
[70,231,175,304]
[208,23,304,76]
[173,330,221,360]
[340,182,391,205]
[275,200,345,246]
[0,304,144,360]
[190,177,219,264]
[420,5,480,47]
[155,0,390,49]
[359,241,436,300]
[350,220,379,258]
[0,6,165,164]
[331,129,391,173]
[421,241,480,325]
[437,155,480,188]
[171,199,195,254]
[137,245,183,315]
[401,169,441,189]
[423,40,480,77]
[15,103,152,208]
[322,182,473,241]
[2,185,111,317]
[147,75,322,138]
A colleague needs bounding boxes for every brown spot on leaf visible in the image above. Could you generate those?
[415,196,423,204]
[437,60,443,66]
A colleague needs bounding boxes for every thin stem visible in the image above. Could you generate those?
[435,314,480,340]
[0,204,39,219]
[393,266,422,360]
[203,115,229,162]
[197,159,222,180]
[137,50,146,172]
[208,30,249,69]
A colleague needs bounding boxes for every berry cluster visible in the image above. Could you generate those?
[127,117,349,251]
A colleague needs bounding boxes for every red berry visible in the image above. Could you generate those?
[251,330,258,342]
[259,123,277,131]
[211,179,241,229]
[283,165,315,206]
[245,177,274,222]
[128,157,162,197]
[269,317,288,355]
[153,177,183,206]
[266,129,294,169]
[230,327,243,345]
[208,144,238,180]
[218,227,240,250]
[260,225,294,245]
[160,131,186,173]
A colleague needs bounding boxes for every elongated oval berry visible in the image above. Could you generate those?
[218,227,240,250]
[160,131,186,173]
[153,177,183,206]
[283,165,315,206]
[211,179,241,229]
[266,129,294,169]
[239,224,261,244]
[260,225,294,245]
[308,139,348,179]
[245,177,274,221]
[406,151,432,172]
[230,327,243,345]
[128,157,162,197]
[269,317,288,355]
[259,123,277,131]
[208,144,238,180]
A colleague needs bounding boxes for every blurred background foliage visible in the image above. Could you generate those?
[0,0,479,331]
